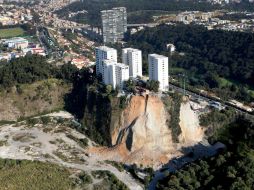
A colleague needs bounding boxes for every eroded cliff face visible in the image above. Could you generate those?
[179,100,204,143]
[112,95,174,153]
[89,94,204,167]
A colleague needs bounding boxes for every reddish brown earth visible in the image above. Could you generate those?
[88,95,205,168]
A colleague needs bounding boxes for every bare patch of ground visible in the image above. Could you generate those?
[0,111,143,190]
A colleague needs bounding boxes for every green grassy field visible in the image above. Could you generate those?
[169,67,186,75]
[218,77,233,87]
[0,158,128,190]
[218,77,254,98]
[0,159,74,190]
[0,27,25,38]
[249,89,254,98]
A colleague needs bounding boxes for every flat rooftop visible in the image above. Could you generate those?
[102,59,116,66]
[116,62,129,69]
[5,37,28,43]
[149,53,168,59]
[96,46,116,52]
[123,48,141,52]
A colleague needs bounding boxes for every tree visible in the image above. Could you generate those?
[125,79,136,93]
[147,80,160,92]
[105,85,112,94]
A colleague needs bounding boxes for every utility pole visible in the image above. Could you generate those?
[183,74,186,96]
[178,73,186,96]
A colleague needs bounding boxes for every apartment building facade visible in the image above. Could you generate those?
[122,48,142,78]
[95,46,117,75]
[148,54,169,91]
[101,7,127,43]
[102,60,129,89]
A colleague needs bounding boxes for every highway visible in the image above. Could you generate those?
[168,83,254,118]
[127,23,158,27]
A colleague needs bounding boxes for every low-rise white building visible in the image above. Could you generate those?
[4,37,29,49]
[148,54,169,91]
[122,48,142,78]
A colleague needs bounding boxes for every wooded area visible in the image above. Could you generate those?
[157,117,254,190]
[0,55,78,88]
[56,0,254,26]
[126,24,254,102]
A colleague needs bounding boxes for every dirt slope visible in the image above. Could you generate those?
[0,79,71,121]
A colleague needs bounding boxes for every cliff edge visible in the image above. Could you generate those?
[89,94,204,167]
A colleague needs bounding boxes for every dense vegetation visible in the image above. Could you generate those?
[0,158,128,189]
[0,56,54,88]
[163,93,182,143]
[225,1,254,12]
[156,116,254,190]
[91,170,129,190]
[0,158,74,190]
[0,55,78,88]
[218,13,254,21]
[126,24,254,102]
[199,108,237,136]
[63,67,124,146]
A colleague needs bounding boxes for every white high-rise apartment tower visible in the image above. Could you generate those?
[115,63,130,89]
[102,60,129,89]
[95,46,117,75]
[148,54,169,91]
[122,48,142,78]
[102,60,116,88]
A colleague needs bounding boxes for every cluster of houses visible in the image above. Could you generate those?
[0,37,46,61]
[71,57,93,69]
[0,4,33,26]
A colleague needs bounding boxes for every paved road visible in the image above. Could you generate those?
[168,83,253,118]
[148,141,224,190]
[127,23,158,27]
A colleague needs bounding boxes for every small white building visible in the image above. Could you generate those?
[95,46,117,75]
[166,43,176,53]
[148,54,169,91]
[122,48,142,78]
